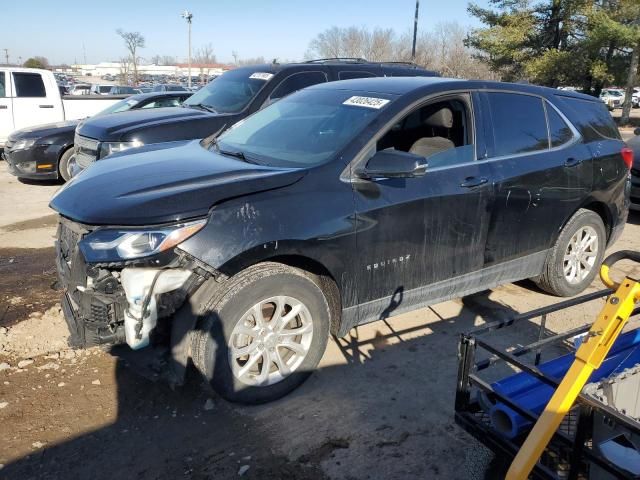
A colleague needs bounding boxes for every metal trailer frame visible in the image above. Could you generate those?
[454,288,640,479]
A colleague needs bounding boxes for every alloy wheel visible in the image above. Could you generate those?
[228,295,314,386]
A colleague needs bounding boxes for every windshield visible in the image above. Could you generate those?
[215,88,394,168]
[184,68,274,113]
[94,97,139,116]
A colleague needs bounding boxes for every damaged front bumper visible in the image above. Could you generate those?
[55,217,210,350]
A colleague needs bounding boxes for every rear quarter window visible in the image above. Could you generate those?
[554,96,620,141]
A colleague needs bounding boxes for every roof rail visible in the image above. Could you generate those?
[305,57,368,64]
[376,61,419,68]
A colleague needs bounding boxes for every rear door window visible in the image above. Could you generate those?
[13,73,46,97]
[546,103,574,147]
[486,92,548,157]
[269,71,328,101]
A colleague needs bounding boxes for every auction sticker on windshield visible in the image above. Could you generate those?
[343,96,390,109]
[249,72,274,81]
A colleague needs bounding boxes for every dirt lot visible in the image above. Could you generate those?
[1,157,639,479]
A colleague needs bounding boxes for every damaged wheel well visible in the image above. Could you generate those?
[267,255,343,335]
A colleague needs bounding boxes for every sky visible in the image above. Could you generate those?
[3,0,489,66]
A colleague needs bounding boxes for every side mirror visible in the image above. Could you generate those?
[634,127,640,136]
[359,149,427,179]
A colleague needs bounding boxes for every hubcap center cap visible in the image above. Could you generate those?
[263,332,277,348]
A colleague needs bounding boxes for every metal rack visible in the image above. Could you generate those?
[455,289,640,479]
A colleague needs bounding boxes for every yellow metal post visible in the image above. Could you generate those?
[506,266,640,480]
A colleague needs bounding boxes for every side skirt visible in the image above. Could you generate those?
[336,250,549,337]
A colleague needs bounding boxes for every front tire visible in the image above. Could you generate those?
[535,209,606,296]
[58,148,75,182]
[191,262,331,404]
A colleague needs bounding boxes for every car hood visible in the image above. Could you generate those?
[49,140,306,226]
[76,106,225,140]
[10,120,79,139]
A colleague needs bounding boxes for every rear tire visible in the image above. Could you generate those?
[191,262,331,404]
[58,148,74,182]
[535,209,606,296]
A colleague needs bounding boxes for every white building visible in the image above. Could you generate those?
[56,61,232,78]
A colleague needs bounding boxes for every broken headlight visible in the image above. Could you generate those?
[79,219,206,262]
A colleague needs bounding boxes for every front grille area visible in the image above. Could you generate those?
[74,134,99,169]
[56,217,126,347]
[58,221,80,263]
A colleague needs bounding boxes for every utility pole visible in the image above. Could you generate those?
[181,10,193,88]
[82,42,87,64]
[3,49,8,65]
[411,0,420,61]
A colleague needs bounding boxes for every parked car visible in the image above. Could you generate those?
[599,89,624,110]
[3,92,191,181]
[632,89,639,108]
[72,60,439,173]
[151,84,190,93]
[0,68,124,148]
[628,127,640,211]
[68,84,92,96]
[90,85,114,95]
[109,86,138,95]
[51,77,630,404]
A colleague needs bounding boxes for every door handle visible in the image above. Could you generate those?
[39,105,54,109]
[0,105,7,109]
[460,176,488,188]
[564,157,582,167]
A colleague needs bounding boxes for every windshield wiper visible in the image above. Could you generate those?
[185,103,218,113]
[219,148,247,161]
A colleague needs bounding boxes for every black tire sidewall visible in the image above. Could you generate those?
[58,148,74,182]
[201,269,330,404]
[550,211,606,296]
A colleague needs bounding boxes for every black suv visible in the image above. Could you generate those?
[71,59,438,172]
[51,77,631,404]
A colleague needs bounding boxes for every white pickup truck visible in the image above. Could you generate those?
[0,67,124,147]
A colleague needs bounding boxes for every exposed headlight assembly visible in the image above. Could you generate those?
[10,138,37,151]
[98,140,143,159]
[79,219,206,262]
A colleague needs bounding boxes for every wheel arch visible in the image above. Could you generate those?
[219,249,344,335]
[57,143,75,176]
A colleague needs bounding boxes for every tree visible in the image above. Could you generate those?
[467,0,640,94]
[23,56,49,69]
[116,29,145,85]
[150,55,176,66]
[306,24,496,80]
[194,43,217,81]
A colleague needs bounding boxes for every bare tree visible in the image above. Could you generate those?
[193,43,217,81]
[118,57,131,85]
[237,56,266,66]
[150,54,176,66]
[116,29,145,85]
[307,23,498,80]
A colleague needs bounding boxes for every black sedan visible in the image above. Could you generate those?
[3,92,192,181]
[628,127,640,211]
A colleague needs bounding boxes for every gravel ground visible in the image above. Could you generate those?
[0,157,639,479]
